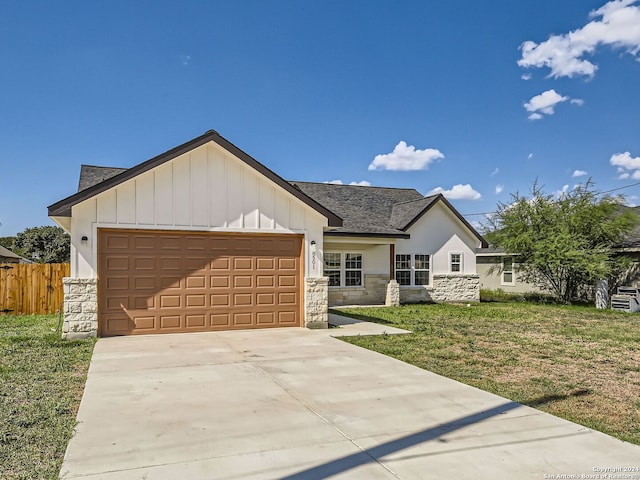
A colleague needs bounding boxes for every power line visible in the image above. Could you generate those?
[462,181,640,218]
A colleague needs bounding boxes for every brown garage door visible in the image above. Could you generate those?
[98,229,303,336]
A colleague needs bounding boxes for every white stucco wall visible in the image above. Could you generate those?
[395,201,480,275]
[68,141,328,278]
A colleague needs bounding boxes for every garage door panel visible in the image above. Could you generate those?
[211,294,230,306]
[211,257,230,270]
[99,230,302,336]
[233,312,253,326]
[134,296,154,309]
[257,293,275,305]
[107,257,129,270]
[211,276,229,288]
[234,257,252,270]
[134,236,155,250]
[257,312,275,325]
[234,275,252,288]
[160,237,181,249]
[186,294,206,307]
[257,276,274,287]
[210,313,230,327]
[186,315,206,328]
[134,277,156,290]
[107,277,129,290]
[256,258,274,270]
[278,258,297,270]
[186,276,206,289]
[159,315,181,329]
[233,293,253,306]
[278,311,297,325]
[160,295,181,308]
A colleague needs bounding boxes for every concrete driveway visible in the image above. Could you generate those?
[60,321,640,479]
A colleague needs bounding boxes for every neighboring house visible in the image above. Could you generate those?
[0,245,32,264]
[48,130,487,339]
[475,248,543,294]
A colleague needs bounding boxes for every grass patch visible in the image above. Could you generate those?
[0,315,95,480]
[333,303,640,445]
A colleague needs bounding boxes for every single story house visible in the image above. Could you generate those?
[0,245,32,264]
[48,130,487,339]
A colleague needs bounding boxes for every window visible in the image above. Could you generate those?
[395,254,430,286]
[324,253,341,287]
[414,254,430,285]
[450,253,462,273]
[344,253,362,286]
[395,254,411,286]
[323,252,363,287]
[502,256,514,285]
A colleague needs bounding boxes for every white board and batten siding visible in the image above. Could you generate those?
[70,142,327,278]
[396,201,481,274]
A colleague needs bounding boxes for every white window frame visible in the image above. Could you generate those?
[324,252,363,288]
[395,253,431,286]
[502,256,515,285]
[449,252,463,273]
[414,254,430,286]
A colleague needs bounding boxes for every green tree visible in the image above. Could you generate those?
[486,181,639,303]
[0,236,16,250]
[14,226,70,263]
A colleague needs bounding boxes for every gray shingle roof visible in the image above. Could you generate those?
[290,182,432,237]
[390,197,439,230]
[78,165,128,192]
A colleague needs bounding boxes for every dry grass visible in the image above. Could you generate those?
[334,302,640,445]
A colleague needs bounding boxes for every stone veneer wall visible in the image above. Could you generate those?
[328,274,388,306]
[62,277,98,339]
[305,277,329,328]
[399,274,480,303]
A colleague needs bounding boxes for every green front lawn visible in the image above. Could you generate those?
[0,315,95,480]
[334,302,640,445]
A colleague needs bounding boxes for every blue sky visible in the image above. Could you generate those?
[1,0,639,236]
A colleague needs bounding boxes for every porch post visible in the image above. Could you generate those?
[386,243,400,306]
[389,243,395,280]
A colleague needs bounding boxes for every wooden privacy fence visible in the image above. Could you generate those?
[0,263,70,315]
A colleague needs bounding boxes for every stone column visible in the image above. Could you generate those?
[305,277,329,329]
[385,280,400,306]
[62,277,98,339]
[595,280,608,309]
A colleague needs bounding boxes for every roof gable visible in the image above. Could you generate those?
[48,130,342,227]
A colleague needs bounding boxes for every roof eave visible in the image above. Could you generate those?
[324,231,411,239]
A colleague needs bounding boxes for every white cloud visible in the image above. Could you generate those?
[518,0,640,79]
[524,89,569,119]
[521,73,532,80]
[427,184,482,200]
[570,98,585,106]
[528,153,534,160]
[180,54,191,66]
[368,141,444,171]
[324,179,371,186]
[555,184,570,198]
[572,169,588,177]
[495,184,504,194]
[491,167,499,177]
[610,151,640,179]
